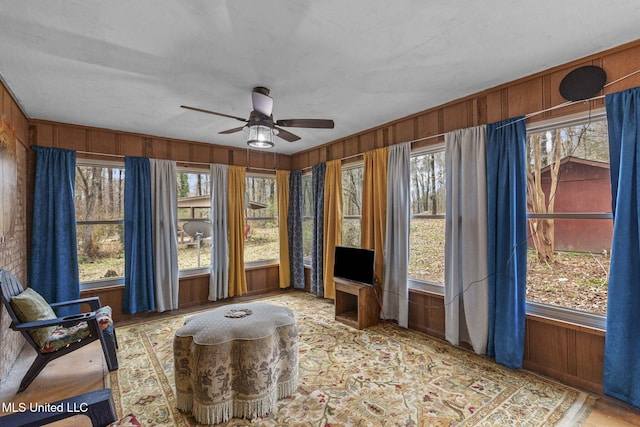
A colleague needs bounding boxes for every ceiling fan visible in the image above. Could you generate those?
[181,87,334,147]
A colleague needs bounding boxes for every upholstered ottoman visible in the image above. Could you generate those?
[173,302,298,424]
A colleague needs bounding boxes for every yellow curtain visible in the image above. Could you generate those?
[323,159,343,299]
[276,170,291,288]
[227,166,247,297]
[362,147,389,288]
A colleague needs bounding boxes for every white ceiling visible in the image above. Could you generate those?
[1,1,639,155]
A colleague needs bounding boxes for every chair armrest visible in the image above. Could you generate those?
[50,296,101,311]
[14,312,98,330]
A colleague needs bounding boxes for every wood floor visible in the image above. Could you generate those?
[583,397,640,426]
[1,297,640,426]
[0,342,105,426]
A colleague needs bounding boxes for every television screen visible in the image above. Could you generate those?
[333,246,375,286]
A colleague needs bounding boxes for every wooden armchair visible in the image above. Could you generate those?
[0,269,118,392]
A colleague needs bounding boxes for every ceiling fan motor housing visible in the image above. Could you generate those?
[252,86,270,96]
[246,110,278,133]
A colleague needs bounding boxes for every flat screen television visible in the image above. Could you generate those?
[333,246,375,286]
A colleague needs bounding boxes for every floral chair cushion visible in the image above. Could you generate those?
[95,305,114,330]
[40,306,114,353]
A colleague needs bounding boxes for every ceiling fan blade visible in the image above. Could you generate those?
[252,90,273,116]
[276,118,334,129]
[181,105,248,123]
[274,126,301,142]
[219,126,245,134]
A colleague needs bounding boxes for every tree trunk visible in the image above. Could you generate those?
[429,154,437,215]
[107,169,114,217]
[526,131,562,264]
[76,167,101,258]
[411,158,421,213]
[118,169,123,215]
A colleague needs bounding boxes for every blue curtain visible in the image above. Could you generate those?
[604,87,640,407]
[29,147,79,316]
[123,157,155,314]
[311,163,326,297]
[486,117,527,369]
[288,170,305,289]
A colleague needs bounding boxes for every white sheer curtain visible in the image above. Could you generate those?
[209,163,229,301]
[150,159,179,312]
[383,142,410,328]
[444,126,489,354]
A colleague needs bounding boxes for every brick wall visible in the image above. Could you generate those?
[0,142,28,382]
[0,82,30,384]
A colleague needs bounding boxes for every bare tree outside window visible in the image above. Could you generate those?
[408,150,446,284]
[245,175,278,262]
[525,119,611,315]
[301,174,313,259]
[75,164,125,282]
[342,166,363,247]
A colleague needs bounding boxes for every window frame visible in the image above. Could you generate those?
[341,160,364,248]
[406,111,609,330]
[176,166,212,277]
[75,158,126,291]
[523,109,609,329]
[408,142,446,290]
[244,171,279,266]
[301,171,313,265]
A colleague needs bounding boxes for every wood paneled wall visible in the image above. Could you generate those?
[523,315,605,393]
[408,288,445,339]
[30,120,292,171]
[290,40,640,170]
[81,265,281,323]
[406,290,605,394]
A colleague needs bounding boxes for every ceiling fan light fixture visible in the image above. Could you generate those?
[182,86,329,145]
[246,124,275,149]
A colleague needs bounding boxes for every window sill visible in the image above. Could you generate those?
[80,262,280,290]
[526,301,605,330]
[80,270,606,330]
[408,279,444,295]
[80,277,124,291]
[179,267,210,278]
[245,259,279,269]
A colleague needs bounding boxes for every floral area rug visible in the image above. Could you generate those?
[110,291,593,426]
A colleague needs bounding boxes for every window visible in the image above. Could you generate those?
[245,174,278,263]
[177,170,211,271]
[300,164,364,258]
[525,116,611,317]
[301,173,313,260]
[342,164,363,247]
[75,162,125,284]
[408,147,446,285]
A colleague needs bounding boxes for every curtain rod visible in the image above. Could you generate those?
[300,131,448,171]
[495,68,640,128]
[75,150,279,172]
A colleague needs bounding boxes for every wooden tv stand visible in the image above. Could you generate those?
[334,278,379,329]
